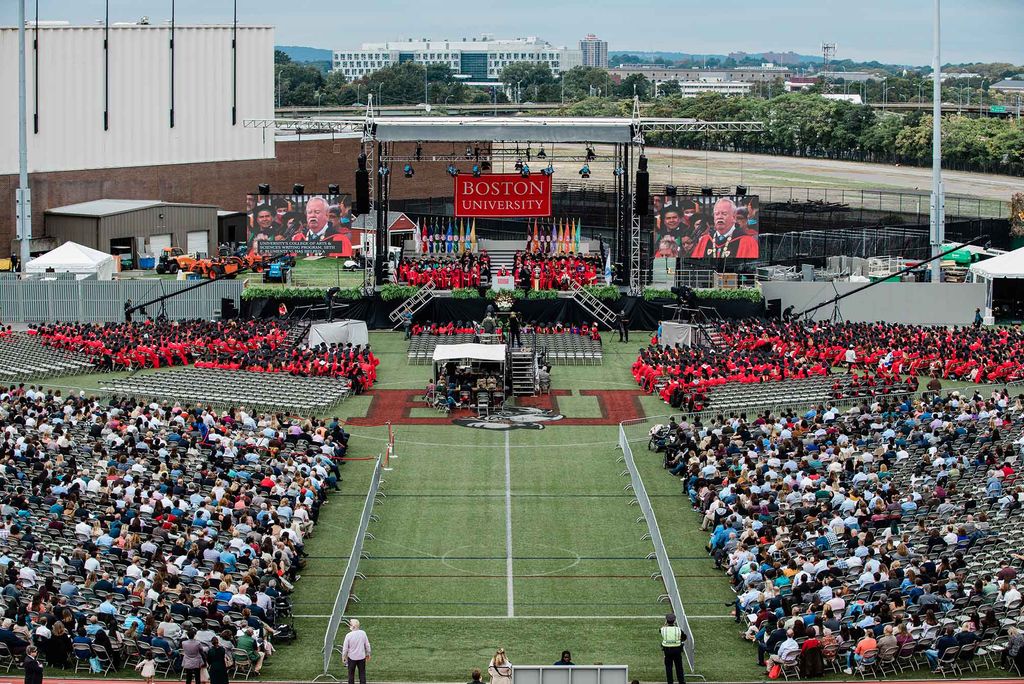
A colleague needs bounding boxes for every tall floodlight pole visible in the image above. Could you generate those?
[17,0,32,272]
[929,0,944,284]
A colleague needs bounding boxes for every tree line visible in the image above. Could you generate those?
[273,51,1023,177]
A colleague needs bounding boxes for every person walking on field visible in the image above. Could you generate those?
[23,646,43,684]
[660,613,687,684]
[488,648,512,684]
[341,619,371,684]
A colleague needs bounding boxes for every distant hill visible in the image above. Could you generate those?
[276,45,333,63]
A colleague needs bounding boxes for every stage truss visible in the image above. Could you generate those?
[245,99,764,294]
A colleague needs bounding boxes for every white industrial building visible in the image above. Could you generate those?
[678,80,754,98]
[333,35,583,81]
[0,22,276,175]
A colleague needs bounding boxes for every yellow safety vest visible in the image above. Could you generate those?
[661,625,683,647]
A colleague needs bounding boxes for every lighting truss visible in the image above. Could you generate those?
[639,119,765,134]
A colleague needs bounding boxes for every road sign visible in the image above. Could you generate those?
[990,105,1008,114]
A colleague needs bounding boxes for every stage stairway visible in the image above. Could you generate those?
[569,281,619,330]
[388,281,437,330]
[509,347,537,396]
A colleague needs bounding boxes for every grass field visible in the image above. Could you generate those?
[237,335,761,682]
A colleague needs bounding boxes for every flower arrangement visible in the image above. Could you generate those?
[494,291,516,311]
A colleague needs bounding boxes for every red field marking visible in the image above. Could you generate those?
[348,389,647,426]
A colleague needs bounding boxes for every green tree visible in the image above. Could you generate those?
[274,49,291,65]
[499,62,556,101]
[560,66,615,101]
[616,73,652,100]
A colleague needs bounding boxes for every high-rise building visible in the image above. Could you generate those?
[333,35,582,81]
[579,33,608,68]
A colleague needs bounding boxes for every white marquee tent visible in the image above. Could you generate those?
[431,343,506,380]
[969,246,1024,313]
[25,241,116,280]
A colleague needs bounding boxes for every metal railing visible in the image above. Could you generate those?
[616,424,695,674]
[320,456,384,679]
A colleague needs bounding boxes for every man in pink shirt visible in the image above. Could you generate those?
[342,619,371,684]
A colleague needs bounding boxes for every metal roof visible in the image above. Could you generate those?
[47,199,217,218]
[991,80,1024,90]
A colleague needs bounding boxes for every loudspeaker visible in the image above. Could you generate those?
[635,154,649,216]
[766,298,781,320]
[221,298,237,320]
[354,153,370,214]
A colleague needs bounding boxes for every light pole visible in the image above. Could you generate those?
[929,0,944,285]
[378,83,383,107]
[980,79,987,115]
[17,0,31,272]
[882,78,888,110]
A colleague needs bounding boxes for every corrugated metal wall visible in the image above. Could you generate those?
[0,275,243,323]
[0,25,275,175]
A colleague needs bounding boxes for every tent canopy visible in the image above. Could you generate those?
[970,246,1024,280]
[308,320,369,347]
[25,241,116,280]
[432,343,506,364]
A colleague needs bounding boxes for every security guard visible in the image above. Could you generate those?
[660,613,687,684]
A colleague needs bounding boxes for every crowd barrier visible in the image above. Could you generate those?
[616,423,696,674]
[320,454,385,678]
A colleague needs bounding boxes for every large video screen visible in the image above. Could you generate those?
[653,194,760,259]
[246,193,362,257]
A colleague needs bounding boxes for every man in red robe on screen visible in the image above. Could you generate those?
[690,198,759,259]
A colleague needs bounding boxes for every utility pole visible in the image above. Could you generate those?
[17,0,32,272]
[930,0,944,285]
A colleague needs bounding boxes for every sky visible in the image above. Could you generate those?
[1,0,1020,66]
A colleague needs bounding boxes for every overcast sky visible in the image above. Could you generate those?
[2,0,1020,65]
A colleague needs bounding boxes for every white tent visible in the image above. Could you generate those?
[309,320,369,347]
[26,241,116,280]
[969,246,1024,280]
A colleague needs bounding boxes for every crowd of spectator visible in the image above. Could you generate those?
[29,321,378,391]
[397,253,490,288]
[0,385,352,677]
[512,253,602,290]
[655,387,1024,676]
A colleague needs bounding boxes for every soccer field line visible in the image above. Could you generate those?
[504,431,515,618]
[292,614,735,620]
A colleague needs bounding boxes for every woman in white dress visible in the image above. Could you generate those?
[488,648,512,684]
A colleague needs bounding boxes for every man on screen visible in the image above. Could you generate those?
[689,198,759,259]
[304,197,333,241]
[251,205,276,244]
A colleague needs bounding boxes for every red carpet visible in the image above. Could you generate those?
[348,389,648,426]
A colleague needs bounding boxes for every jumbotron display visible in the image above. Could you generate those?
[247,193,361,257]
[654,194,760,259]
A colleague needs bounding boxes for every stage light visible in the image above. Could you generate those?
[585,145,596,162]
[612,166,625,177]
[520,163,531,177]
[472,164,481,177]
[378,165,390,177]
[465,146,473,159]
[292,184,305,195]
[579,164,591,178]
[403,164,414,178]
[447,164,459,177]
[735,185,748,197]
[666,185,677,197]
[257,184,271,195]
[701,187,714,196]
[327,184,340,195]
[536,146,547,159]
[514,159,523,171]
[541,163,554,176]
[415,143,422,161]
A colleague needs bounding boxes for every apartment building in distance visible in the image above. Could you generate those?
[333,35,582,82]
[579,33,608,68]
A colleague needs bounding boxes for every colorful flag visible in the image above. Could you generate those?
[470,218,477,251]
[532,219,539,253]
[574,218,581,253]
[457,220,464,254]
[604,242,612,285]
[446,221,454,253]
[550,221,557,254]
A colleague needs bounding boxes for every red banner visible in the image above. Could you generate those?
[454,174,552,218]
